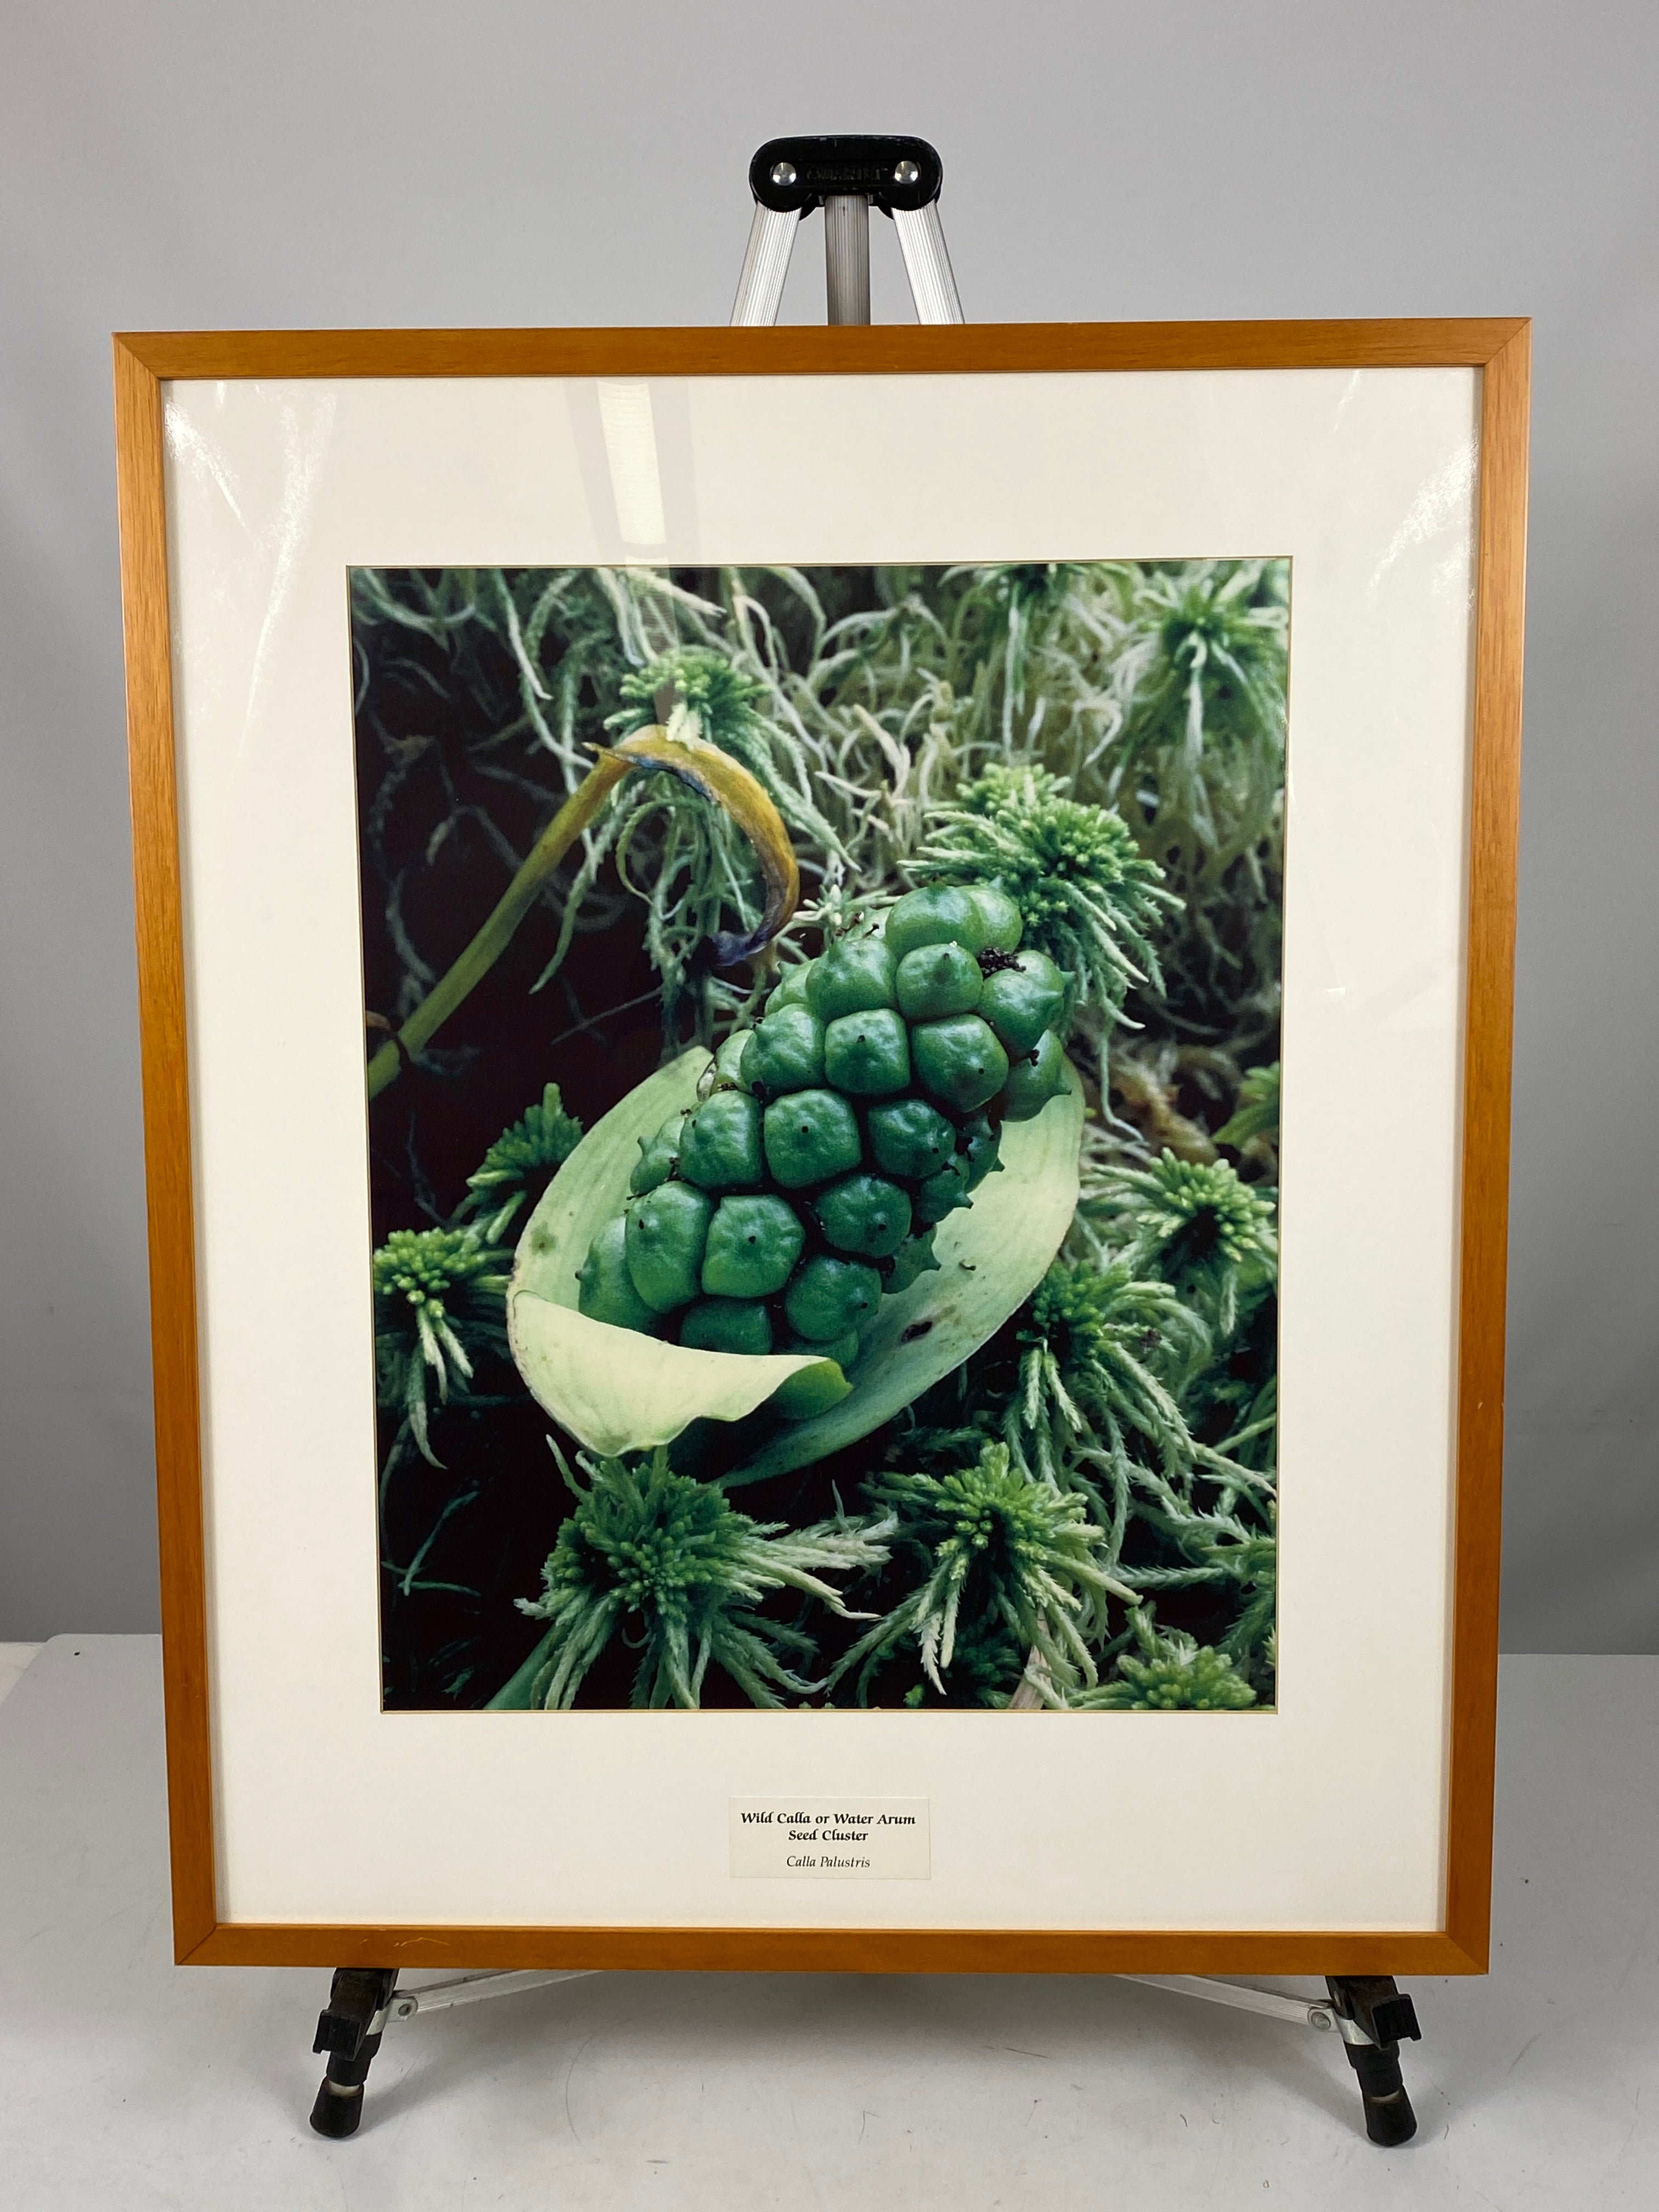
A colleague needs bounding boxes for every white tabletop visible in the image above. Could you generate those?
[2,1637,1654,2208]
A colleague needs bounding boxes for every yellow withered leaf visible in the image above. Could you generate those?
[606,725,800,963]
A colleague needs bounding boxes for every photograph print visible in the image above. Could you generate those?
[356,560,1285,1716]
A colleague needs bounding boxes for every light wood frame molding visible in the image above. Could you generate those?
[114,319,1529,1974]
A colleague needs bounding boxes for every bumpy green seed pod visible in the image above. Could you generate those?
[677,1090,764,1191]
[911,1014,1010,1113]
[979,950,1068,1058]
[999,1028,1070,1122]
[625,1182,713,1311]
[885,1226,941,1295]
[814,1172,912,1259]
[768,960,815,1013]
[958,1113,1003,1189]
[680,1090,763,1186]
[864,1096,956,1181]
[518,856,1079,1436]
[823,1008,911,1097]
[785,1254,882,1340]
[964,880,1023,953]
[629,1108,688,1195]
[884,884,983,961]
[680,1297,773,1356]
[889,1229,942,1291]
[787,1327,862,1370]
[914,1153,972,1226]
[895,941,983,1021]
[740,1005,825,1097]
[808,936,897,1019]
[510,1040,1085,1471]
[701,1194,805,1299]
[712,1030,753,1087]
[763,1088,864,1189]
[577,1215,659,1330]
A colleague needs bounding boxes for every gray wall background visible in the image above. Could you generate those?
[1,1,1653,1649]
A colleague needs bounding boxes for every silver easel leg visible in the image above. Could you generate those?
[386,1968,600,2021]
[731,202,798,326]
[891,201,963,325]
[824,195,872,325]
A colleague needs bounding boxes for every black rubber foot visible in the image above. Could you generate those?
[310,2078,365,2138]
[1328,1976,1422,2147]
[1359,2078,1418,2147]
[307,1966,396,2137]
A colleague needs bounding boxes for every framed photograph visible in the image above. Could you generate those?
[115,320,1526,1972]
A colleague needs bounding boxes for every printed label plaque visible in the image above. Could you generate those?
[730,1798,932,1880]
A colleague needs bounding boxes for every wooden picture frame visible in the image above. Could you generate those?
[114,320,1527,1973]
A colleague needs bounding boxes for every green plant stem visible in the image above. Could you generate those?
[486,1626,559,1710]
[367,755,629,1101]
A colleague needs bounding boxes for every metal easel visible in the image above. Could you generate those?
[308,133,1421,2149]
[731,133,962,326]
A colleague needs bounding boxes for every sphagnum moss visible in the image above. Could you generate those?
[373,1227,511,1465]
[454,1081,584,1242]
[1073,1607,1259,1711]
[515,1449,893,1709]
[1085,1149,1277,1341]
[830,1443,1133,1706]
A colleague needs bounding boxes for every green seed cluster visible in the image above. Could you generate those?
[575,882,1073,1370]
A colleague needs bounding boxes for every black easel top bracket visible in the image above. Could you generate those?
[748,134,943,217]
[732,134,960,326]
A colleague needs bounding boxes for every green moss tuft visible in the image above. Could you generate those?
[516,1449,891,1709]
